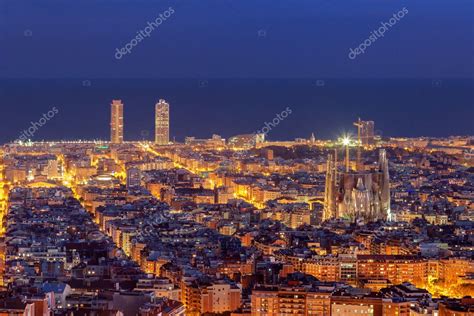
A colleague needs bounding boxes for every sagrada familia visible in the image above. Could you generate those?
[323,148,390,223]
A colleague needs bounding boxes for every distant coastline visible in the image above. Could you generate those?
[0,78,472,143]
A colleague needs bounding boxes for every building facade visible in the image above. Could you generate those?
[361,120,375,146]
[110,100,124,144]
[251,287,331,316]
[126,167,141,189]
[155,99,170,145]
[324,149,390,222]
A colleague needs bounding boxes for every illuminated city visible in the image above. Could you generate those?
[0,99,471,315]
[1,0,473,315]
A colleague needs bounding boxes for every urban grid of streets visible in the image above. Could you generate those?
[0,133,473,315]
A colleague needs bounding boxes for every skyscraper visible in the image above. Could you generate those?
[110,100,124,144]
[360,120,375,146]
[155,99,170,145]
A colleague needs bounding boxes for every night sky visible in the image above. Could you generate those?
[0,0,473,142]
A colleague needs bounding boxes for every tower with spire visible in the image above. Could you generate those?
[323,146,390,223]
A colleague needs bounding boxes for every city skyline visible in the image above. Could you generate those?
[109,98,172,145]
[1,128,472,315]
[1,78,472,145]
[0,1,473,314]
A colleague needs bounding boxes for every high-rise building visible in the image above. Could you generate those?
[323,148,390,222]
[360,120,375,146]
[110,100,124,144]
[155,99,170,145]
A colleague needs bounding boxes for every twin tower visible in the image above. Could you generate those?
[110,99,170,144]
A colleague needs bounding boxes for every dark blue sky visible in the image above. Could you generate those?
[0,0,472,142]
[1,0,473,78]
